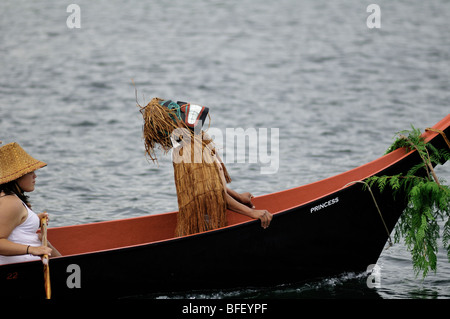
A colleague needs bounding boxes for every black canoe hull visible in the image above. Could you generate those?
[1,117,449,299]
[0,152,420,299]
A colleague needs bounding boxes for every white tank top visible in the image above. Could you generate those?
[0,201,42,265]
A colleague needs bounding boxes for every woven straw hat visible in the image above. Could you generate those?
[0,142,47,185]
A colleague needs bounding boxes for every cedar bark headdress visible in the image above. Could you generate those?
[139,97,209,162]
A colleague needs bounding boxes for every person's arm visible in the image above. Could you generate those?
[215,162,272,229]
[225,192,272,229]
[0,239,52,257]
[0,198,52,257]
[226,188,254,208]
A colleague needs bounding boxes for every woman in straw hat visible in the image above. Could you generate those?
[139,98,272,236]
[0,142,60,265]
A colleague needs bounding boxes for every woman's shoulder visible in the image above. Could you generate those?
[0,194,24,216]
[0,195,28,235]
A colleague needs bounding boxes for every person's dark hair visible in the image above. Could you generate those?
[0,180,31,208]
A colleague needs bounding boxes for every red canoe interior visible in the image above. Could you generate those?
[48,115,450,257]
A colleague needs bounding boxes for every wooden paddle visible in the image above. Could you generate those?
[40,214,51,299]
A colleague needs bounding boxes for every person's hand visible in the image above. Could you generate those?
[28,245,52,257]
[37,212,49,227]
[255,209,272,229]
[240,192,255,208]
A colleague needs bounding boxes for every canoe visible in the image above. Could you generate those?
[1,115,449,299]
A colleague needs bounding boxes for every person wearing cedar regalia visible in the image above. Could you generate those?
[139,98,272,236]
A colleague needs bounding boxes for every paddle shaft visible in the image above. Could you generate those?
[40,215,51,299]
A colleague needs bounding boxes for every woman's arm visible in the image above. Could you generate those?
[0,238,52,256]
[0,198,52,257]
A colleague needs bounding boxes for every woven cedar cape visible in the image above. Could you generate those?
[172,134,231,236]
[140,98,231,236]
